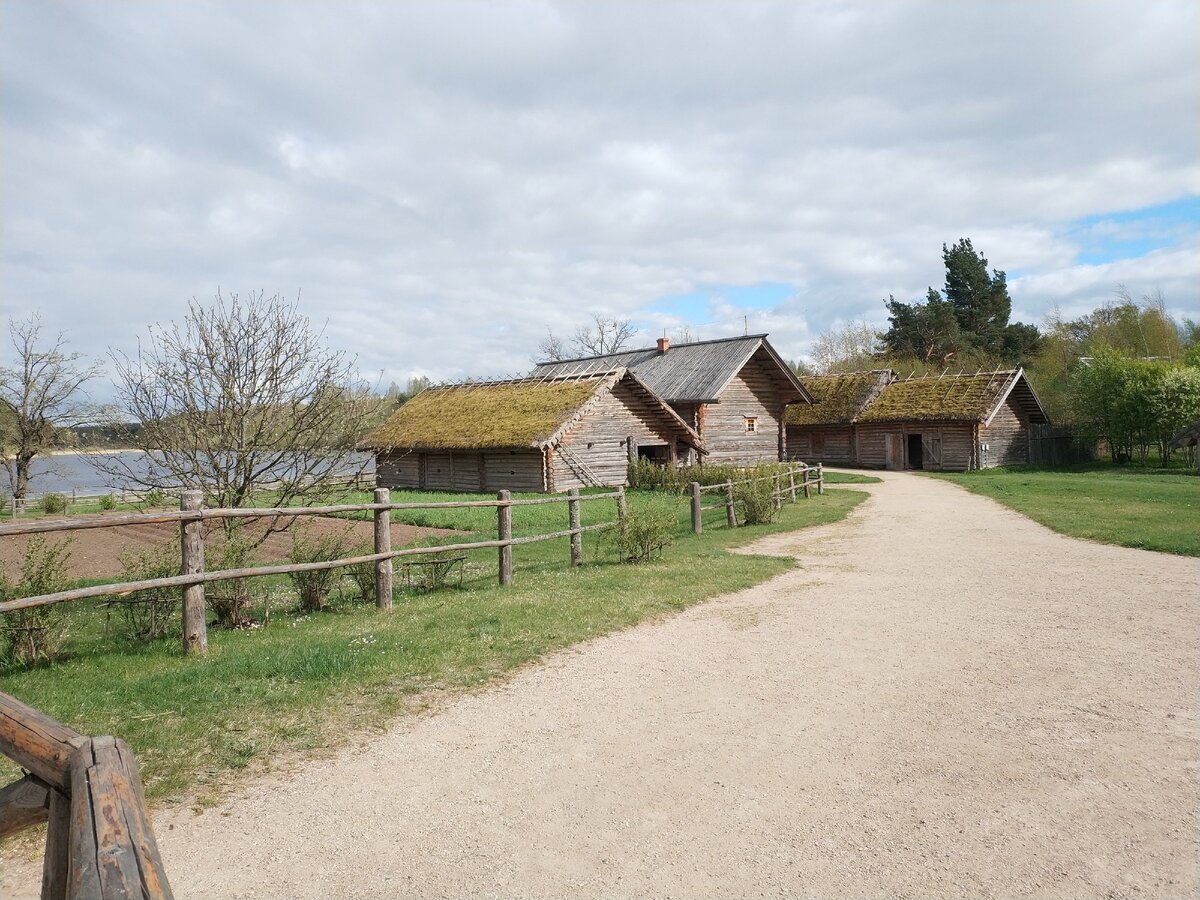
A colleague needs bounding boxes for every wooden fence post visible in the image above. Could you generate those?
[689,481,702,534]
[180,490,207,656]
[817,462,824,495]
[773,472,783,510]
[803,467,812,499]
[724,479,737,527]
[788,467,797,502]
[567,488,582,567]
[497,490,513,587]
[616,485,627,526]
[41,788,69,900]
[373,488,393,610]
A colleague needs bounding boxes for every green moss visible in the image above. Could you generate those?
[857,371,1015,423]
[788,371,891,425]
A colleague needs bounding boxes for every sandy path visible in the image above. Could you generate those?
[4,472,1197,897]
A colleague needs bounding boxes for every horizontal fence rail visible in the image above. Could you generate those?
[0,692,173,899]
[689,463,823,533]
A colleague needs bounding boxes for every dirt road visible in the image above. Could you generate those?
[6,472,1198,897]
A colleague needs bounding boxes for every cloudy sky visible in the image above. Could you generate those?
[2,0,1197,395]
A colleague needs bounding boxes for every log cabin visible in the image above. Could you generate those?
[362,369,703,492]
[787,368,1049,471]
[531,334,813,466]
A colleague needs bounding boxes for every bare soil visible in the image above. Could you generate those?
[1,513,460,581]
[4,472,1197,898]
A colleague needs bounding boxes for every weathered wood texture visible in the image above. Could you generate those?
[693,351,787,464]
[180,490,207,656]
[67,737,174,899]
[0,773,51,839]
[376,449,545,493]
[980,397,1030,467]
[553,378,683,490]
[0,693,85,792]
[785,425,855,462]
[373,487,393,610]
[497,490,513,587]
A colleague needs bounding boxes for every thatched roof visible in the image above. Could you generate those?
[362,369,702,451]
[532,334,813,405]
[857,369,1048,424]
[787,371,894,426]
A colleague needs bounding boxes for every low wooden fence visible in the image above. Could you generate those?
[0,692,173,899]
[0,487,626,656]
[688,463,824,533]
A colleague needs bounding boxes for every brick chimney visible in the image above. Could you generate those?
[657,336,670,354]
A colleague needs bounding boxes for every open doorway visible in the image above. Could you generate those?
[906,433,924,470]
[637,444,670,464]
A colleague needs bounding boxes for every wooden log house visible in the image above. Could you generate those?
[363,369,703,492]
[531,334,813,466]
[787,368,1050,471]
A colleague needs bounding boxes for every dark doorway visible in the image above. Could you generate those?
[637,444,670,464]
[906,433,924,469]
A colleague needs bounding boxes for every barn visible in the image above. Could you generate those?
[786,370,894,464]
[787,368,1049,471]
[531,334,813,466]
[363,369,703,493]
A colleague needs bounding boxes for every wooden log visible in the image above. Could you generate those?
[180,491,207,656]
[817,462,824,495]
[0,773,50,839]
[690,482,702,534]
[0,692,85,792]
[615,485,627,526]
[803,467,812,499]
[41,787,69,900]
[773,472,783,510]
[567,488,582,567]
[788,467,797,502]
[373,488,393,610]
[725,480,737,528]
[497,490,513,587]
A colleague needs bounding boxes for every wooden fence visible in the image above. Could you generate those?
[1027,424,1095,467]
[688,463,824,533]
[0,692,173,899]
[0,487,626,656]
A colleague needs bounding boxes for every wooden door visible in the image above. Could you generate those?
[922,433,942,470]
[885,433,904,470]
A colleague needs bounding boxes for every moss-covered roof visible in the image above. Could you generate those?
[857,371,1019,423]
[362,377,605,450]
[787,372,892,426]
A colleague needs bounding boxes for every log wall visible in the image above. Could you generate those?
[785,425,855,462]
[375,449,545,493]
[553,379,687,491]
[980,398,1029,467]
[697,355,785,465]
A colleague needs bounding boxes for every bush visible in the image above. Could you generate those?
[609,496,676,563]
[347,543,377,604]
[736,476,779,525]
[288,527,354,612]
[207,525,256,628]
[0,536,73,666]
[141,488,167,509]
[113,541,181,641]
[42,492,67,515]
[99,493,117,511]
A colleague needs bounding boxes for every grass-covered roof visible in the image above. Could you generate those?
[362,376,605,450]
[857,371,1019,423]
[787,371,892,426]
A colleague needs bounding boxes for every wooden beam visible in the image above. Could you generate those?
[0,773,51,839]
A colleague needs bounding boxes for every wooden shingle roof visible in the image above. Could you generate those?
[787,371,894,426]
[361,369,702,451]
[531,334,813,405]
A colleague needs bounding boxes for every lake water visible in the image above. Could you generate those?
[9,451,375,498]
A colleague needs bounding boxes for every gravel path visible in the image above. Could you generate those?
[6,472,1198,897]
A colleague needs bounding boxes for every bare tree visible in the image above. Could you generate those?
[100,290,373,528]
[811,320,884,373]
[0,315,99,503]
[538,315,639,361]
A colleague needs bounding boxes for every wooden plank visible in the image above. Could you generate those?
[0,773,50,839]
[110,739,174,899]
[0,692,85,792]
[41,788,70,900]
[67,742,103,899]
[87,737,146,897]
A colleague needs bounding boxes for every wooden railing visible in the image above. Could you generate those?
[688,463,824,533]
[0,692,173,899]
[0,488,627,655]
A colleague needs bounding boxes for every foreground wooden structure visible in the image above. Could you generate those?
[0,692,173,899]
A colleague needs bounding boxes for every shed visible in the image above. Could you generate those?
[362,369,703,493]
[531,334,813,465]
[787,368,1049,470]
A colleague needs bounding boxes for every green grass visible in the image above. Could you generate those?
[930,469,1199,556]
[818,471,882,484]
[0,488,866,806]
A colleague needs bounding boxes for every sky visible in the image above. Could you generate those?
[2,0,1197,398]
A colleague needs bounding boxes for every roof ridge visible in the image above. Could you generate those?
[534,333,767,366]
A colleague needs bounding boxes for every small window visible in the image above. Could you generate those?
[744,416,758,433]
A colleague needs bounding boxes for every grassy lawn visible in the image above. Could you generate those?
[818,471,881,485]
[930,468,1199,556]
[0,487,866,807]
